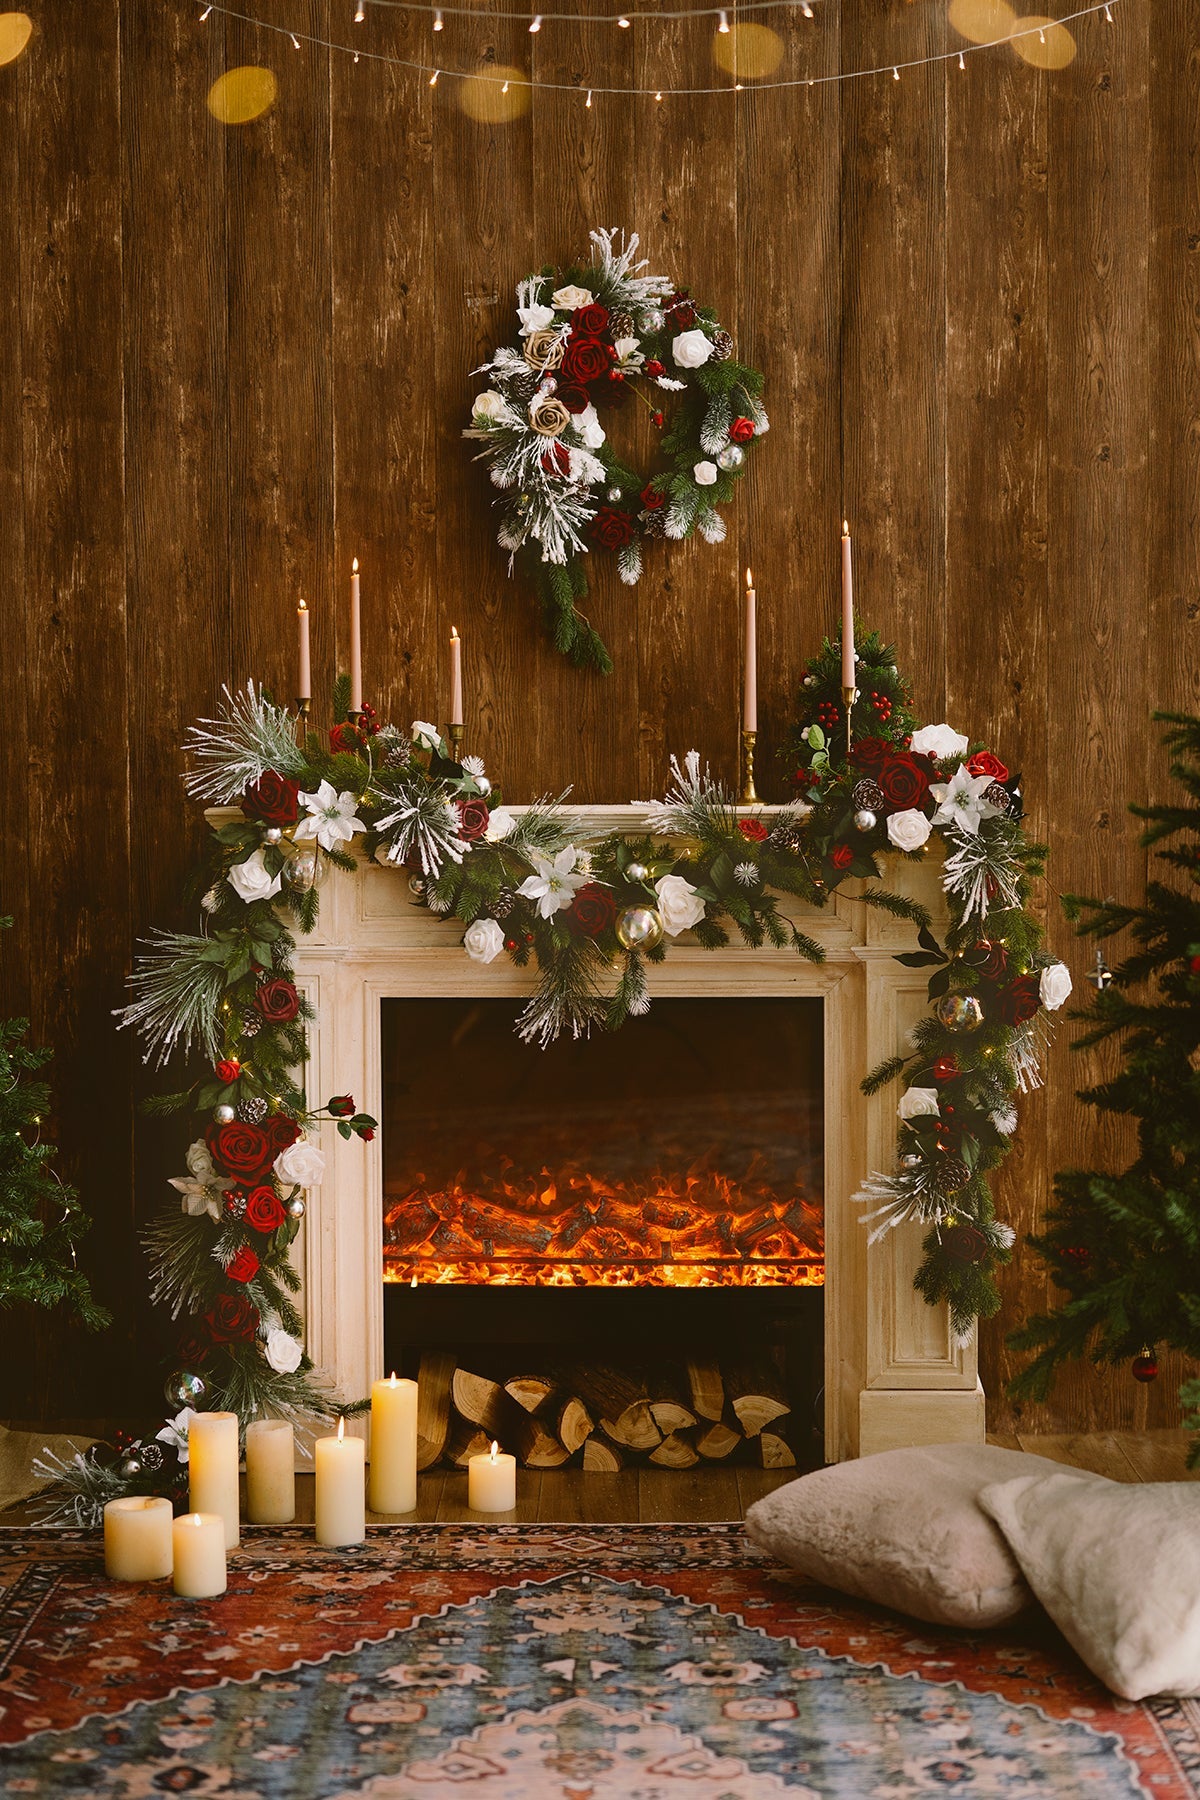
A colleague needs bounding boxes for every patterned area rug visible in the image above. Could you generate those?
[1,1523,1197,1797]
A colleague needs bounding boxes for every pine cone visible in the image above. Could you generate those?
[139,1442,165,1472]
[985,780,1015,816]
[610,311,634,341]
[851,778,887,812]
[240,1012,262,1038]
[931,1155,971,1198]
[710,328,734,361]
[768,823,806,856]
[641,510,668,539]
[493,889,517,920]
[237,1097,269,1124]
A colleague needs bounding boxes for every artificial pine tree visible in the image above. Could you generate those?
[1008,714,1200,1434]
[0,918,109,1327]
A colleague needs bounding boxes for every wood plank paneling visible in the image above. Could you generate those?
[0,11,29,1021]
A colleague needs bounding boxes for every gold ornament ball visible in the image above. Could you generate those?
[934,993,985,1033]
[616,906,664,951]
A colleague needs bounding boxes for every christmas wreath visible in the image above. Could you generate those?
[465,228,767,674]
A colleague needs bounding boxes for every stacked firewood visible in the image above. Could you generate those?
[413,1352,798,1472]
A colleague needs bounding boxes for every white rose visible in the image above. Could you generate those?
[672,328,713,369]
[485,806,516,842]
[614,336,640,361]
[886,808,932,853]
[471,391,506,423]
[655,873,706,937]
[274,1137,326,1189]
[464,918,506,964]
[577,406,606,450]
[264,1329,303,1374]
[551,284,594,310]
[1039,962,1073,1010]
[897,1085,940,1121]
[693,461,718,487]
[910,723,970,762]
[227,846,282,905]
[411,720,442,749]
[517,302,554,335]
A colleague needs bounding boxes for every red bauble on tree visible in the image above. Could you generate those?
[1132,1345,1159,1383]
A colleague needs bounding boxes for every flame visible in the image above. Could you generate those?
[490,1441,498,1462]
[745,567,753,589]
[842,519,850,537]
[352,556,359,573]
[336,1416,345,1442]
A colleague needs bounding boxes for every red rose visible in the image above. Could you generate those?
[176,1332,210,1368]
[848,736,891,772]
[255,978,301,1024]
[970,937,1009,980]
[265,1112,301,1155]
[245,1186,286,1233]
[214,1059,240,1083]
[967,751,1009,783]
[667,291,697,329]
[560,335,610,385]
[1191,953,1200,975]
[942,1222,988,1267]
[556,383,590,414]
[738,819,769,842]
[568,883,617,939]
[329,721,364,755]
[644,359,665,378]
[641,483,665,511]
[360,1127,376,1141]
[831,843,855,870]
[540,440,570,477]
[241,772,300,828]
[589,506,637,551]
[328,1094,356,1117]
[225,1245,260,1284]
[877,753,931,812]
[456,798,491,843]
[205,1292,259,1342]
[997,974,1041,1025]
[729,417,755,444]
[932,1055,959,1082]
[206,1120,275,1183]
[571,302,609,336]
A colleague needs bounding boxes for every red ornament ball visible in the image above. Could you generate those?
[1132,1347,1159,1383]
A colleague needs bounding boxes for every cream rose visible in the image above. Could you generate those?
[655,873,706,937]
[910,723,970,761]
[523,328,564,371]
[471,390,506,423]
[693,461,718,487]
[530,396,571,437]
[551,284,594,310]
[264,1329,303,1374]
[672,329,713,369]
[897,1086,940,1121]
[464,918,506,964]
[517,301,554,336]
[274,1137,326,1189]
[886,808,932,853]
[484,806,516,842]
[1039,962,1073,1010]
[227,847,282,905]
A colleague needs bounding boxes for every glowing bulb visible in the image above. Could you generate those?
[429,66,438,82]
[586,87,592,104]
[529,11,541,28]
[290,30,300,47]
[1104,2,1112,16]
[718,8,729,28]
[800,1,813,13]
[433,7,443,24]
[655,88,662,99]
[892,64,899,78]
[958,49,965,66]
[502,77,509,91]
[200,4,212,17]
[1039,26,1046,40]
[355,0,364,18]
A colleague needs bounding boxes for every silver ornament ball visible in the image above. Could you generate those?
[625,861,651,883]
[606,485,622,503]
[408,875,426,899]
[164,1369,209,1410]
[643,307,666,332]
[934,992,985,1034]
[803,675,818,689]
[716,443,745,472]
[286,1195,306,1220]
[118,1454,143,1480]
[264,826,283,844]
[285,848,327,893]
[214,1103,237,1125]
[615,906,665,951]
[854,809,877,832]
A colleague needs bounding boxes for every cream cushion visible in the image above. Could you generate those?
[980,1470,1200,1699]
[745,1442,1073,1628]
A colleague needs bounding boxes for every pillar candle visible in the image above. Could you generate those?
[369,1374,418,1514]
[468,1440,517,1512]
[245,1418,296,1525]
[841,520,855,691]
[315,1417,366,1546]
[350,558,363,713]
[449,627,463,727]
[742,568,757,734]
[297,599,311,701]
[188,1411,240,1550]
[172,1512,227,1599]
[104,1495,174,1581]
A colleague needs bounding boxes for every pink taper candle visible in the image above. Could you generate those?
[297,599,311,702]
[350,558,363,714]
[742,569,757,734]
[840,521,855,691]
[449,626,463,727]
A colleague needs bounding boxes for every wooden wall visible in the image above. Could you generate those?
[1,0,1197,1428]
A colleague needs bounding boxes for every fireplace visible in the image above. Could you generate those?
[284,805,986,1461]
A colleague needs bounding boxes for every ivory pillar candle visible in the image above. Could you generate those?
[369,1374,418,1514]
[468,1440,517,1512]
[449,627,463,728]
[297,599,311,701]
[104,1495,174,1582]
[172,1512,227,1599]
[742,568,757,734]
[188,1411,240,1549]
[245,1419,296,1525]
[840,520,855,692]
[350,558,363,713]
[315,1417,366,1546]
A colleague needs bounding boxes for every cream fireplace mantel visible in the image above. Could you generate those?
[285,807,985,1462]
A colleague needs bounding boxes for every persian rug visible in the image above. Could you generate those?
[1,1522,1197,1797]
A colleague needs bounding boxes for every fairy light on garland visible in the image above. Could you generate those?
[191,0,1124,99]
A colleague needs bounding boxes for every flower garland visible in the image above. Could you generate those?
[465,228,767,674]
[36,648,1063,1521]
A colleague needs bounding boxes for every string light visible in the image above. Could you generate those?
[355,0,365,18]
[502,76,510,90]
[433,7,443,22]
[429,64,438,80]
[586,86,593,103]
[958,48,965,66]
[1104,2,1112,14]
[800,0,812,12]
[199,3,212,15]
[290,28,300,46]
[892,63,899,77]
[655,88,663,99]
[718,7,729,27]
[1039,24,1046,38]
[617,12,629,21]
[529,11,542,27]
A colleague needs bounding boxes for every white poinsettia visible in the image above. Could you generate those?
[156,1408,196,1462]
[672,329,713,369]
[655,873,706,936]
[911,723,970,761]
[517,301,554,336]
[264,1329,303,1374]
[551,284,593,310]
[518,846,589,919]
[929,766,1003,837]
[1039,962,1073,1010]
[169,1139,231,1222]
[897,1086,940,1121]
[294,780,366,852]
[485,806,516,843]
[227,846,283,905]
[463,918,506,964]
[274,1137,326,1189]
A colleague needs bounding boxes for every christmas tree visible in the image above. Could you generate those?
[1008,713,1200,1434]
[0,919,110,1327]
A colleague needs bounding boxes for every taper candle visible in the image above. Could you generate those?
[468,1440,517,1512]
[369,1373,418,1514]
[297,599,311,702]
[742,568,757,734]
[188,1411,240,1550]
[350,558,363,714]
[841,520,855,692]
[245,1419,296,1525]
[315,1416,366,1546]
[104,1495,174,1582]
[449,626,463,728]
[172,1512,226,1599]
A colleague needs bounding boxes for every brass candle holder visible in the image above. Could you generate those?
[447,723,465,762]
[841,685,857,757]
[295,698,311,730]
[740,729,759,804]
